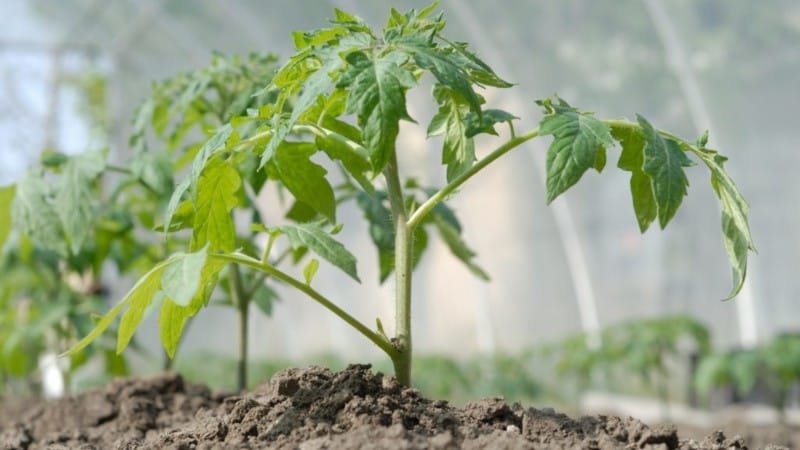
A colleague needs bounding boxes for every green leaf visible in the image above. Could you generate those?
[338,50,417,171]
[0,184,15,250]
[274,142,336,223]
[55,150,106,254]
[638,115,694,229]
[433,213,489,281]
[190,124,233,193]
[163,178,191,239]
[355,192,394,283]
[158,297,190,359]
[278,222,360,282]
[12,174,67,256]
[161,246,208,306]
[427,87,475,181]
[315,129,374,193]
[303,258,320,284]
[612,124,658,232]
[191,156,241,252]
[263,32,371,167]
[117,259,173,353]
[464,109,517,138]
[538,99,614,203]
[689,145,754,298]
[391,32,481,113]
[252,283,279,316]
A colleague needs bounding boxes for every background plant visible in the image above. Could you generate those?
[1,3,753,387]
[694,333,800,421]
[539,315,710,411]
[0,53,283,394]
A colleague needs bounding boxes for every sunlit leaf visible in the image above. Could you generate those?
[638,115,694,229]
[538,98,614,203]
[278,222,359,282]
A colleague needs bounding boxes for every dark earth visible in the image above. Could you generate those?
[0,364,791,449]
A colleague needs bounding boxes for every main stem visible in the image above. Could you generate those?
[383,152,414,386]
[229,264,248,391]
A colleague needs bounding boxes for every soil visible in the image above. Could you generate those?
[0,364,788,449]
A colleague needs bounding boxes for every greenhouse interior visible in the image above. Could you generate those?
[1,0,799,448]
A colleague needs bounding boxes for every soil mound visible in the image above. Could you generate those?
[0,364,767,449]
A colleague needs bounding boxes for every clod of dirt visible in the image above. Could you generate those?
[0,364,785,449]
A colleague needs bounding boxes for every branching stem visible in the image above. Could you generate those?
[209,252,398,359]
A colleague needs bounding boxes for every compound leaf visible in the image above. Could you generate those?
[338,50,416,172]
[538,99,614,203]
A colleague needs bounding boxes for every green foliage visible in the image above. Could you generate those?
[3,3,755,388]
[694,334,800,413]
[542,316,710,399]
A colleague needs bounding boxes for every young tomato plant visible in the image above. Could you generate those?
[49,3,754,387]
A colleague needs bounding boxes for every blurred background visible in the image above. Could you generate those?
[1,0,798,420]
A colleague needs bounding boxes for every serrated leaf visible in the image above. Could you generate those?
[161,245,208,306]
[432,213,489,281]
[464,109,517,138]
[117,259,173,353]
[428,87,475,181]
[539,100,614,203]
[612,124,658,232]
[638,115,694,229]
[0,184,15,250]
[274,142,336,223]
[191,156,241,252]
[263,33,371,167]
[55,150,106,254]
[391,32,481,113]
[12,174,67,256]
[303,258,320,284]
[690,146,754,299]
[252,283,279,316]
[278,222,359,282]
[338,50,417,171]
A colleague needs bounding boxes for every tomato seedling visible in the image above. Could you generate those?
[3,3,753,387]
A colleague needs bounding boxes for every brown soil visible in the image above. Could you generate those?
[0,364,785,449]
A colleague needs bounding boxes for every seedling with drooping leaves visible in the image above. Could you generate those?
[5,3,752,388]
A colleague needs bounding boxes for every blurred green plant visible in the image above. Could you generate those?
[0,53,283,395]
[540,315,710,407]
[694,333,800,421]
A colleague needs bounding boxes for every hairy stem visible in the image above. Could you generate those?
[210,253,398,359]
[228,264,248,391]
[408,128,540,229]
[383,152,413,386]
